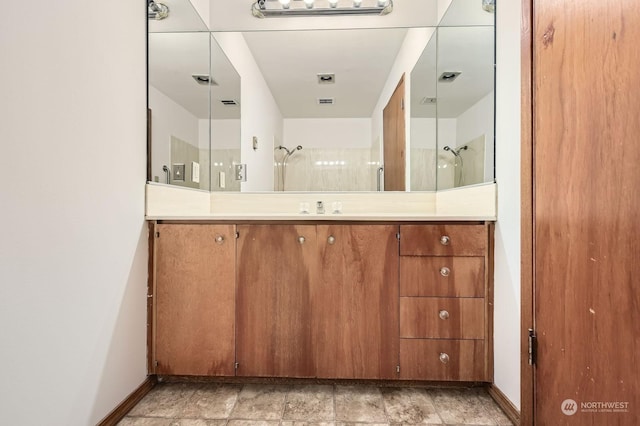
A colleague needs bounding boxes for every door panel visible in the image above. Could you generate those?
[314,225,400,379]
[236,225,316,377]
[155,224,236,376]
[534,0,640,424]
[383,75,406,191]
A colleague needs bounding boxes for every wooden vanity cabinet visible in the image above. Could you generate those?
[398,223,493,382]
[153,223,236,376]
[151,221,492,383]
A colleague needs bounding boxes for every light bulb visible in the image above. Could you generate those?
[329,0,338,7]
[279,0,291,8]
[377,0,389,6]
[353,0,362,7]
[303,0,314,9]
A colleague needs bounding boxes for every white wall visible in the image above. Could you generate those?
[493,0,521,409]
[456,91,495,182]
[0,1,147,425]
[284,118,372,149]
[213,32,283,192]
[210,119,243,149]
[150,85,200,182]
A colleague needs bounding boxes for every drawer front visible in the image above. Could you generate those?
[400,256,485,297]
[400,224,487,256]
[400,297,485,339]
[399,339,487,381]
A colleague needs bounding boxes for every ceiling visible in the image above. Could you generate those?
[242,28,408,118]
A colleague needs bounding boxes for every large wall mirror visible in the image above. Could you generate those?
[147,0,494,193]
[148,0,241,191]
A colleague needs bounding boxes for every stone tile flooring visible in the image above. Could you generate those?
[119,382,513,426]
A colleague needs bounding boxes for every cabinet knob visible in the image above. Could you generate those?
[440,235,451,246]
[327,235,336,245]
[440,266,450,277]
[298,236,306,244]
[215,235,225,244]
[439,352,450,364]
[438,310,450,320]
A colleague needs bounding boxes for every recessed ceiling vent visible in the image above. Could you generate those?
[438,71,461,83]
[192,74,218,86]
[420,97,437,104]
[317,73,335,84]
[317,98,335,105]
[220,99,239,106]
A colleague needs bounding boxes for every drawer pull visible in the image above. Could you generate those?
[215,235,225,244]
[298,236,306,244]
[440,235,451,246]
[327,235,336,245]
[440,266,451,277]
[439,310,450,320]
[439,352,450,364]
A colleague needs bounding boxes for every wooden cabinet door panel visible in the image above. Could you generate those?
[400,339,486,381]
[400,256,484,297]
[236,225,316,378]
[400,297,484,339]
[314,224,400,379]
[155,224,236,376]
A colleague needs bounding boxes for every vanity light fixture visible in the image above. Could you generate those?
[252,0,393,18]
[482,0,495,13]
[148,0,169,20]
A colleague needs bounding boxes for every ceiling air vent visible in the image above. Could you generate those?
[192,74,218,86]
[220,100,238,106]
[317,98,335,105]
[317,73,335,84]
[420,97,437,104]
[438,71,461,83]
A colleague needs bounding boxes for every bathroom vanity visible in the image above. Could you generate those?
[148,216,494,384]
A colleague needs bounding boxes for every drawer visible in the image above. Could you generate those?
[399,339,487,381]
[400,297,485,339]
[400,224,487,256]
[400,256,485,297]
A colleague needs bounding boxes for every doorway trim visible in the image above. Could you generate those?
[520,0,534,425]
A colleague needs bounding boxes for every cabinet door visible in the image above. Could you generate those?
[154,224,236,376]
[314,225,400,379]
[236,225,316,377]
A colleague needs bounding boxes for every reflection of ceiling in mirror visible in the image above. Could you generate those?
[242,29,407,118]
[149,33,241,119]
[436,26,494,118]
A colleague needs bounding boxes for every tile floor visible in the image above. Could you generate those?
[119,382,513,426]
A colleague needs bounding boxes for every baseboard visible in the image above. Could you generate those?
[487,383,520,426]
[97,375,157,426]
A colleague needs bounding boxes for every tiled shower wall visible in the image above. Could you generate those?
[274,148,378,192]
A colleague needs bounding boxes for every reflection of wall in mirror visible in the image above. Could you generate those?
[214,32,283,192]
[150,86,210,190]
[437,91,493,189]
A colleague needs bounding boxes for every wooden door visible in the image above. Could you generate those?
[154,224,236,376]
[383,75,406,191]
[533,0,640,424]
[313,225,399,379]
[236,224,316,377]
